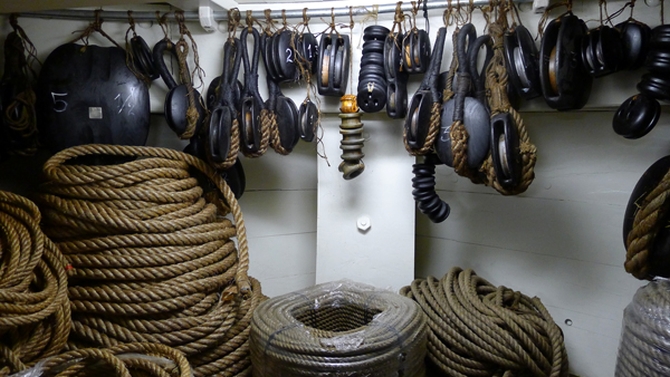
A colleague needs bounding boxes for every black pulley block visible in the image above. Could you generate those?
[239,27,266,156]
[402,28,431,74]
[504,24,541,100]
[208,37,242,163]
[295,33,319,75]
[358,25,389,113]
[616,19,652,70]
[405,27,447,151]
[624,155,670,278]
[130,35,159,81]
[384,31,409,119]
[539,13,593,111]
[613,94,661,139]
[317,33,350,97]
[581,26,623,77]
[299,99,318,142]
[266,77,299,152]
[490,112,521,189]
[153,39,206,138]
[36,43,150,153]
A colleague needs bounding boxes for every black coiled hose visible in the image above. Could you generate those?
[412,154,450,223]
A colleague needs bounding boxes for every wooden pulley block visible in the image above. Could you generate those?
[402,28,431,74]
[317,33,350,97]
[539,13,592,111]
[504,25,541,100]
[580,25,623,77]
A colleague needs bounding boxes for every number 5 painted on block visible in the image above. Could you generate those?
[51,92,68,113]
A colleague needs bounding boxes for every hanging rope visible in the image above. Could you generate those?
[2,15,40,157]
[479,20,537,195]
[616,279,670,377]
[624,167,670,280]
[400,267,570,377]
[36,144,264,377]
[175,10,204,140]
[18,342,192,377]
[0,191,70,377]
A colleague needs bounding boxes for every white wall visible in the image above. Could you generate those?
[0,1,668,376]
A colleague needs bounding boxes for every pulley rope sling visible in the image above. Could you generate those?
[36,144,264,377]
[625,167,670,279]
[0,191,70,377]
[401,267,569,377]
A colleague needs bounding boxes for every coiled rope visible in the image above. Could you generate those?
[250,281,428,376]
[400,267,569,377]
[17,342,192,377]
[0,191,70,377]
[36,144,264,377]
[616,279,670,377]
[624,167,670,280]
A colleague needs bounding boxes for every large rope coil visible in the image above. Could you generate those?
[35,144,264,377]
[250,280,428,376]
[11,342,192,377]
[401,267,569,377]
[616,279,670,377]
[0,191,70,377]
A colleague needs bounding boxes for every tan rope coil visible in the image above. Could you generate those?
[400,267,569,377]
[0,191,70,377]
[36,144,264,377]
[616,279,670,377]
[624,167,670,280]
[17,342,192,377]
[250,281,428,376]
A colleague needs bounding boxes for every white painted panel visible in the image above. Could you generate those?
[316,113,416,292]
[247,233,316,297]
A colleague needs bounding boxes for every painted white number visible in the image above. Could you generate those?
[51,92,68,113]
[307,44,313,59]
[286,48,293,63]
[114,87,137,116]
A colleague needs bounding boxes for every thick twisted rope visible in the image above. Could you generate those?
[266,111,290,155]
[400,267,569,377]
[242,108,271,158]
[446,28,484,182]
[208,117,241,171]
[616,279,670,377]
[19,342,192,377]
[0,191,70,377]
[479,22,537,195]
[36,144,264,377]
[624,167,670,279]
[250,281,427,376]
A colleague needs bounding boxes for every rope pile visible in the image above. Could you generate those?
[401,267,569,377]
[0,191,70,377]
[616,279,670,377]
[36,144,264,377]
[15,342,192,377]
[250,281,427,376]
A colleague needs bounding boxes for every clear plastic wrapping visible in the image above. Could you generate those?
[616,279,670,377]
[250,280,428,377]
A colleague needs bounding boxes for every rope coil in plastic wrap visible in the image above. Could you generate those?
[250,280,428,376]
[35,144,264,377]
[401,267,569,377]
[0,191,70,377]
[10,342,192,377]
[616,279,670,377]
